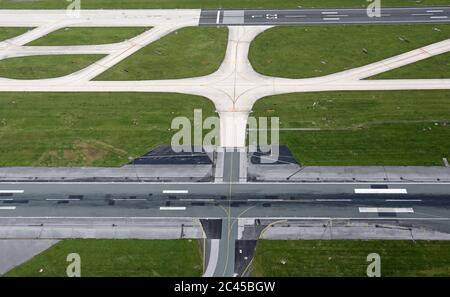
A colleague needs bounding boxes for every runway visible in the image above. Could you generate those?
[200,7,450,26]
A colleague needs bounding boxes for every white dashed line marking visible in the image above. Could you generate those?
[323,17,340,21]
[430,16,448,19]
[354,189,407,194]
[0,206,16,210]
[385,199,422,202]
[0,190,24,194]
[163,190,189,194]
[359,207,414,213]
[159,207,187,211]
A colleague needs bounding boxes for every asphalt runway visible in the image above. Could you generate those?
[200,7,450,25]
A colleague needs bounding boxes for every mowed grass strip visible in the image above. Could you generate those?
[27,27,151,46]
[4,239,203,277]
[0,55,104,79]
[370,51,450,79]
[1,0,448,9]
[0,92,214,167]
[249,24,450,78]
[252,90,450,166]
[95,27,228,80]
[252,240,450,277]
[0,27,31,42]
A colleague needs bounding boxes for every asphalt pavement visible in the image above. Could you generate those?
[200,7,450,25]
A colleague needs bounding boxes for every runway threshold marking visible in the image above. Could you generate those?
[0,206,16,210]
[359,207,414,213]
[159,206,187,211]
[216,10,221,24]
[354,188,407,194]
[0,190,24,194]
[163,190,189,194]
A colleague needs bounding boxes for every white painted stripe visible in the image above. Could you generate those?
[0,190,24,194]
[316,199,352,202]
[359,207,414,213]
[430,16,448,19]
[216,10,221,24]
[427,10,444,13]
[323,17,340,21]
[112,198,147,201]
[355,189,407,194]
[248,199,284,202]
[0,198,13,201]
[159,206,186,211]
[412,13,433,16]
[179,199,214,202]
[385,199,422,202]
[46,198,80,201]
[163,190,189,194]
[322,11,338,14]
[0,206,16,210]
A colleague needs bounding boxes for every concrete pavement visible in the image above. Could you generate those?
[0,9,449,147]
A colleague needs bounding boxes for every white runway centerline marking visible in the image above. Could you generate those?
[385,199,422,202]
[46,198,81,201]
[323,17,340,21]
[430,16,448,19]
[0,190,24,194]
[322,11,338,14]
[427,10,444,13]
[316,199,352,202]
[359,207,414,213]
[0,206,16,210]
[159,206,187,211]
[354,188,408,194]
[163,190,189,194]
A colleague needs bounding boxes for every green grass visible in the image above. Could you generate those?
[0,55,104,79]
[249,24,450,78]
[27,27,151,46]
[4,239,203,277]
[0,92,215,167]
[1,0,448,9]
[252,90,450,166]
[252,240,450,277]
[370,52,450,79]
[95,27,228,81]
[0,27,31,41]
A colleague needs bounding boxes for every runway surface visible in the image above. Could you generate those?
[200,7,450,26]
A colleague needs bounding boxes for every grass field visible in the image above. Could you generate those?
[0,55,104,79]
[95,27,228,80]
[27,27,151,46]
[0,27,30,41]
[252,90,450,166]
[252,240,450,277]
[4,239,203,277]
[0,92,215,167]
[370,52,450,79]
[249,24,450,78]
[1,0,448,9]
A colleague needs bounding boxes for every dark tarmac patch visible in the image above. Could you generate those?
[129,145,213,165]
